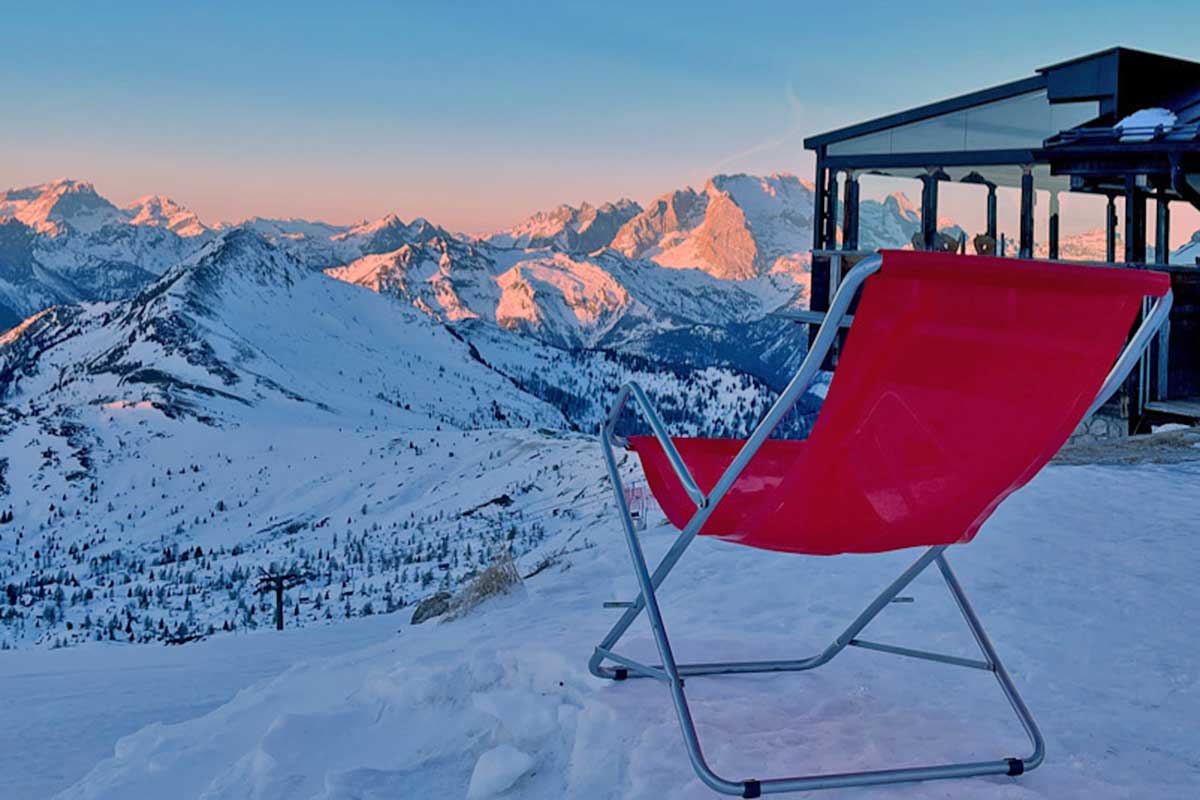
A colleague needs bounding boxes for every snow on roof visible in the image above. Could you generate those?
[1117,107,1177,142]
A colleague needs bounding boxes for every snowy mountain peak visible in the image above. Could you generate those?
[344,212,405,234]
[0,223,563,431]
[883,191,920,219]
[332,213,453,257]
[125,194,209,237]
[237,216,351,240]
[0,178,121,234]
[486,197,642,254]
[182,228,303,290]
[609,173,815,280]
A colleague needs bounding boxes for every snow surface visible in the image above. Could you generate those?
[467,744,537,798]
[0,611,404,799]
[1117,108,1177,142]
[20,449,1199,799]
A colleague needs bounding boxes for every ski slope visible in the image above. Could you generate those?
[10,448,1197,799]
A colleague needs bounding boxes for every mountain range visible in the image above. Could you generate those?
[0,174,925,378]
[1,172,1195,651]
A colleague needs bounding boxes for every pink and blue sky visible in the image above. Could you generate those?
[2,1,1199,239]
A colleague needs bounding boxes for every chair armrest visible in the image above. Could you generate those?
[601,253,884,517]
[603,382,706,509]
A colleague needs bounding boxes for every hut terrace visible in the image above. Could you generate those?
[802,47,1200,433]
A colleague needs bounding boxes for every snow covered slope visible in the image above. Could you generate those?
[0,226,796,653]
[0,228,559,430]
[458,319,819,437]
[43,454,1200,800]
[326,226,801,355]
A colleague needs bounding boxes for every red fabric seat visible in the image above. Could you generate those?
[630,250,1170,555]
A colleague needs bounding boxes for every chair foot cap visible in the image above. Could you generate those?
[613,667,628,681]
[1007,758,1025,776]
[742,779,762,798]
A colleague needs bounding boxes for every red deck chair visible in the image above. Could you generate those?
[592,250,1172,797]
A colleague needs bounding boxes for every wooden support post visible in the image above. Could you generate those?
[1018,165,1034,259]
[1105,193,1118,263]
[920,170,939,250]
[986,184,997,240]
[1124,176,1147,264]
[1123,176,1149,434]
[1153,190,1171,405]
[809,156,828,351]
[842,171,860,250]
[812,157,826,251]
[1048,192,1060,260]
[825,170,840,250]
[1155,190,1170,265]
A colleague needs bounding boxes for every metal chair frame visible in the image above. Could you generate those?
[591,253,1172,797]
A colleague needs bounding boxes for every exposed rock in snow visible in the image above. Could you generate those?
[467,744,536,798]
[411,592,452,624]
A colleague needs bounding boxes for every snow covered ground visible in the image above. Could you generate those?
[0,612,403,799]
[6,452,1197,799]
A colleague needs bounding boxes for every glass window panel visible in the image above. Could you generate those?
[964,91,1053,149]
[1050,99,1100,132]
[890,110,967,152]
[824,90,1099,157]
[826,130,892,156]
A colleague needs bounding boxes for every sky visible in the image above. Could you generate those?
[2,1,1200,241]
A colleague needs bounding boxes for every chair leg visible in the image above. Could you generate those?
[934,553,1046,771]
[592,507,1045,796]
[593,545,946,681]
